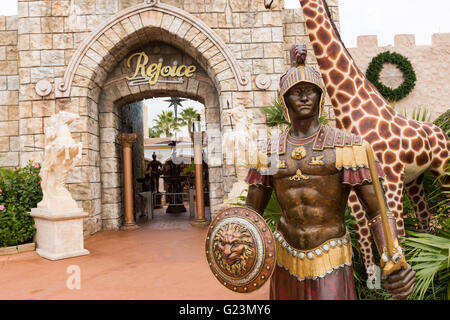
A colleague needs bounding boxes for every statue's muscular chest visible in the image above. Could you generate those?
[272,140,339,181]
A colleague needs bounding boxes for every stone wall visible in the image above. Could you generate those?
[348,34,450,120]
[0,16,19,167]
[98,40,225,228]
[157,0,340,125]
[0,0,342,166]
[0,0,341,237]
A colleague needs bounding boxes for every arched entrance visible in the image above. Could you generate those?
[58,1,249,235]
[100,41,220,229]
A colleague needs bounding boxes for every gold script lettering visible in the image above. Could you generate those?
[160,65,171,77]
[185,65,197,77]
[147,62,163,85]
[126,52,149,80]
[168,65,178,77]
[126,52,197,85]
[175,65,187,77]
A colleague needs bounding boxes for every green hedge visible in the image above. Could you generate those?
[0,161,42,247]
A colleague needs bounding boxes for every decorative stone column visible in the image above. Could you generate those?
[117,133,139,230]
[191,121,209,227]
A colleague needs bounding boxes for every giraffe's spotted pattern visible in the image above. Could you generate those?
[297,0,450,278]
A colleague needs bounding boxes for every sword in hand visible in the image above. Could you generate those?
[365,143,408,276]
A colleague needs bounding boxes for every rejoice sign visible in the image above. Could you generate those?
[126,52,197,86]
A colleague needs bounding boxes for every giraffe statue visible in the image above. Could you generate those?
[264,0,450,280]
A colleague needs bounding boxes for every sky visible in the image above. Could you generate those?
[0,2,16,16]
[144,97,204,137]
[285,0,450,47]
[2,0,449,132]
[3,0,448,46]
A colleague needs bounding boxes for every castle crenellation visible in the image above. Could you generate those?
[354,33,450,48]
[348,33,450,119]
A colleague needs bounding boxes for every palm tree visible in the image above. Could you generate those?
[148,126,162,138]
[154,111,180,137]
[180,107,201,142]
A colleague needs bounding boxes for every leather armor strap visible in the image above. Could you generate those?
[368,213,400,256]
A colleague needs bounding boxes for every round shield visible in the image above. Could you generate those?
[205,206,276,293]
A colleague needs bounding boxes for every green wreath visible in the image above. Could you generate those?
[366,51,416,102]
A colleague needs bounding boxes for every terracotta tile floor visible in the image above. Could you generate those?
[0,205,269,300]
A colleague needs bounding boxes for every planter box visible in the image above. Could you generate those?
[0,242,36,256]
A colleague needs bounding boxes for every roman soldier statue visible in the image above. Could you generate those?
[243,45,416,300]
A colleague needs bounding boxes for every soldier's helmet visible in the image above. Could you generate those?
[278,44,326,123]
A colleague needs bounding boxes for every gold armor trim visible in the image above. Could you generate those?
[277,160,287,169]
[335,142,370,170]
[255,150,269,171]
[291,146,307,160]
[289,169,309,181]
[287,131,319,145]
[274,231,352,281]
[309,155,324,166]
[247,182,273,189]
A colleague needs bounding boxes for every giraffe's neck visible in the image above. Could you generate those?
[300,0,394,132]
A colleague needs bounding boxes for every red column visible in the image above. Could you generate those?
[191,130,209,227]
[117,133,139,230]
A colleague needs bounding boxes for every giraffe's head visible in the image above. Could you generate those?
[264,0,281,10]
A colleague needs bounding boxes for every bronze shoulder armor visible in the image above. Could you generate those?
[312,125,363,151]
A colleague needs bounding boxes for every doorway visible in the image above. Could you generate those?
[99,41,224,230]
[120,96,211,226]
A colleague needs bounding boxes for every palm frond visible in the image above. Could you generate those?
[154,110,183,137]
[179,107,200,126]
[262,191,281,232]
[404,230,450,300]
[261,99,291,129]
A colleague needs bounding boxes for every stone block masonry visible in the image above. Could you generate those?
[0,0,347,238]
[3,1,447,239]
[348,34,450,120]
[0,16,19,168]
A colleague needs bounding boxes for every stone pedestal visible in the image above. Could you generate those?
[30,208,90,260]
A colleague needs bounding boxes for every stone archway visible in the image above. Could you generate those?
[99,41,222,230]
[55,1,246,235]
[55,0,250,100]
